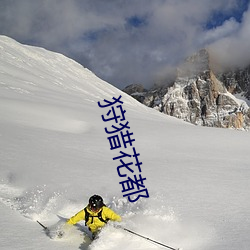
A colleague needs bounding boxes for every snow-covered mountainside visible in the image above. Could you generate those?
[124,49,250,130]
[0,36,250,250]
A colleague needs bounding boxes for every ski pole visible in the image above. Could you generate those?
[122,227,180,250]
[37,220,48,231]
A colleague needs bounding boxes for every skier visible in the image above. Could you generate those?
[66,194,121,239]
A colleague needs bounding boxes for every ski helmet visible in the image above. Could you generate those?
[89,195,104,210]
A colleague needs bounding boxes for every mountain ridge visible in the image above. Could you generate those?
[123,49,250,130]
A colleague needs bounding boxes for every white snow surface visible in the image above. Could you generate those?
[0,35,250,250]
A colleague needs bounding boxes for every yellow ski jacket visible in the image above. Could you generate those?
[67,206,121,233]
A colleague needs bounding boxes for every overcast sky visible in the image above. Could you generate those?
[0,0,249,89]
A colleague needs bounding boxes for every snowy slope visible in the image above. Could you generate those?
[0,36,250,250]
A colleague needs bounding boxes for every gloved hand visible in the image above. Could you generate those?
[55,222,71,238]
[56,230,64,238]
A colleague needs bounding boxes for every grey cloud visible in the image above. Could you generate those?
[200,18,240,45]
[209,6,250,69]
[0,0,249,89]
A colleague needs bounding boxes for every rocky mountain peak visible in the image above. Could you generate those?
[177,49,210,78]
[123,49,250,130]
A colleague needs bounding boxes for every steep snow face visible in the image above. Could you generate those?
[0,36,250,250]
[0,35,142,110]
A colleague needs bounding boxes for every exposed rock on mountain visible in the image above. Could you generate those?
[123,49,250,130]
[123,84,147,103]
[217,66,250,100]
